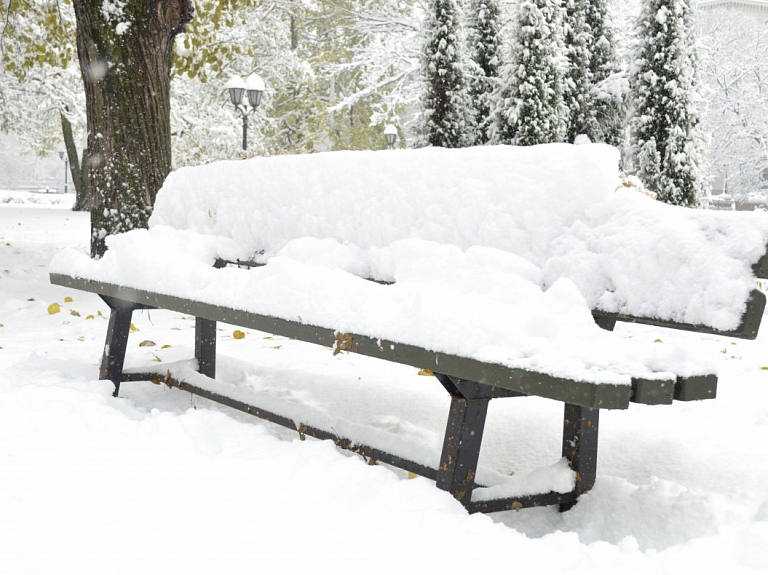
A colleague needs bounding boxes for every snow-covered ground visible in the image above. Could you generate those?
[2,191,768,574]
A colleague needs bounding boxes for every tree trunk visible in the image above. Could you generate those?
[60,111,91,212]
[71,0,194,257]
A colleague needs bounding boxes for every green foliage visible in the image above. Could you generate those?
[629,0,706,207]
[562,0,624,146]
[172,0,269,83]
[563,0,591,143]
[493,0,566,146]
[466,0,502,145]
[273,0,410,153]
[0,0,84,159]
[1,0,76,76]
[419,0,471,148]
[171,0,408,159]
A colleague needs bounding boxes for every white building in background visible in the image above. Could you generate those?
[699,0,768,18]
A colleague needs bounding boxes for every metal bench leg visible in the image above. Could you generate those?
[195,317,217,379]
[436,393,490,507]
[560,403,599,511]
[99,306,134,398]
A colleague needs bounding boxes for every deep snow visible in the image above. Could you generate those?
[50,145,768,389]
[147,145,768,331]
[2,192,768,574]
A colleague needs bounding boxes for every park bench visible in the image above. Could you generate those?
[50,143,768,513]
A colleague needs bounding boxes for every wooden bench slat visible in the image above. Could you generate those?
[630,377,675,405]
[223,258,766,340]
[674,374,718,402]
[591,288,766,340]
[51,272,643,410]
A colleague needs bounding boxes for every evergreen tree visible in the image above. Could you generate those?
[466,0,502,145]
[629,0,706,206]
[563,0,591,143]
[419,0,471,148]
[563,0,623,146]
[492,0,566,146]
[584,0,624,147]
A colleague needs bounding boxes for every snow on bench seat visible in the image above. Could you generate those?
[50,144,737,390]
[51,229,715,388]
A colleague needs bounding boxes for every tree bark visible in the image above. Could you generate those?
[71,0,194,257]
[60,111,91,212]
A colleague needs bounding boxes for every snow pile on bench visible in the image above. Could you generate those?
[51,143,742,386]
[149,144,768,332]
[52,226,712,386]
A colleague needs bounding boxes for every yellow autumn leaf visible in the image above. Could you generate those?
[47,302,60,314]
[130,323,140,332]
[407,472,418,480]
[417,368,434,376]
[233,330,246,339]
[85,315,94,320]
[64,296,73,303]
[761,367,768,370]
[70,309,80,317]
[161,344,171,349]
[139,340,156,347]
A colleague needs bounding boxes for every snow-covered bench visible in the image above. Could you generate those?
[50,144,768,513]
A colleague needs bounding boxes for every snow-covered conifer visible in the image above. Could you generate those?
[466,0,502,145]
[492,0,566,146]
[563,0,592,143]
[562,0,624,146]
[629,0,707,206]
[418,0,471,148]
[584,0,624,147]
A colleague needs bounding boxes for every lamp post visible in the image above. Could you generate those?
[226,73,265,151]
[58,151,68,194]
[384,124,398,150]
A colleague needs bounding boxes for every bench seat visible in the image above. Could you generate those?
[50,226,720,404]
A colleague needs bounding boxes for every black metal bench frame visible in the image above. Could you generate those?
[49,267,754,514]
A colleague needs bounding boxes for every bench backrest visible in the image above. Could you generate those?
[152,144,768,334]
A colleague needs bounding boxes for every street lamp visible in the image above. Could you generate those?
[58,151,68,194]
[226,73,265,151]
[384,124,398,150]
